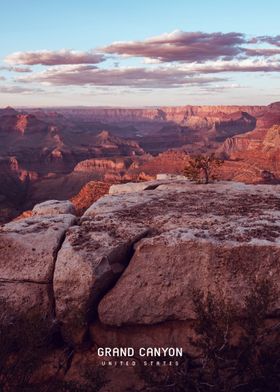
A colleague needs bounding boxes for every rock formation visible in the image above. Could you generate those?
[218,124,280,183]
[1,178,280,389]
[1,179,280,345]
[70,181,110,215]
[1,102,280,222]
[0,201,76,323]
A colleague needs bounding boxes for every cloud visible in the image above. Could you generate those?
[5,50,105,66]
[17,64,225,88]
[0,66,32,73]
[245,48,280,57]
[188,83,245,96]
[0,85,45,94]
[181,59,280,74]
[4,30,280,95]
[16,57,280,91]
[102,30,280,64]
[102,30,247,63]
[11,66,33,73]
[253,35,280,47]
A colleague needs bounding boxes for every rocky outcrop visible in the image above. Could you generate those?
[70,181,110,215]
[53,216,149,344]
[32,199,76,216]
[219,124,280,159]
[0,113,48,136]
[74,157,132,173]
[108,180,166,194]
[0,200,76,323]
[94,182,280,327]
[217,125,280,183]
[1,180,280,353]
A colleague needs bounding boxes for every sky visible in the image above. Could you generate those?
[0,0,279,107]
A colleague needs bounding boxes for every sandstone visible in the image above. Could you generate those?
[98,181,280,326]
[71,181,110,216]
[109,180,163,194]
[0,214,76,282]
[156,173,188,181]
[109,176,190,195]
[0,214,76,321]
[2,178,280,354]
[217,124,280,183]
[83,190,160,217]
[53,215,149,344]
[32,199,76,216]
[99,234,280,326]
[0,281,53,322]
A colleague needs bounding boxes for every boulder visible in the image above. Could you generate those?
[0,214,76,322]
[97,181,280,326]
[32,200,76,216]
[2,178,280,353]
[53,215,149,344]
[0,214,76,282]
[0,281,52,322]
[99,233,280,326]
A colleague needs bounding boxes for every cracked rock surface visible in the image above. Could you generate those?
[98,181,280,326]
[54,216,149,344]
[1,182,280,349]
[0,203,76,322]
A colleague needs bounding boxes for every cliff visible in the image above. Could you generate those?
[1,102,278,222]
[55,104,269,124]
[1,179,280,389]
[217,125,280,183]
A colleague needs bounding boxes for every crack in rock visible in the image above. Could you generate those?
[53,215,150,345]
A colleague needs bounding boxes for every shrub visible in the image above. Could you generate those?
[137,280,280,391]
[183,154,223,184]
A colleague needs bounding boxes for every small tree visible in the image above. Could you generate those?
[183,154,223,184]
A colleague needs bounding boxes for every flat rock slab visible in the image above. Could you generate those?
[83,190,160,217]
[54,216,149,344]
[97,181,280,326]
[108,180,173,195]
[32,200,76,216]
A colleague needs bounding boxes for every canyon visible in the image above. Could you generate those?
[1,101,280,389]
[0,102,280,222]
